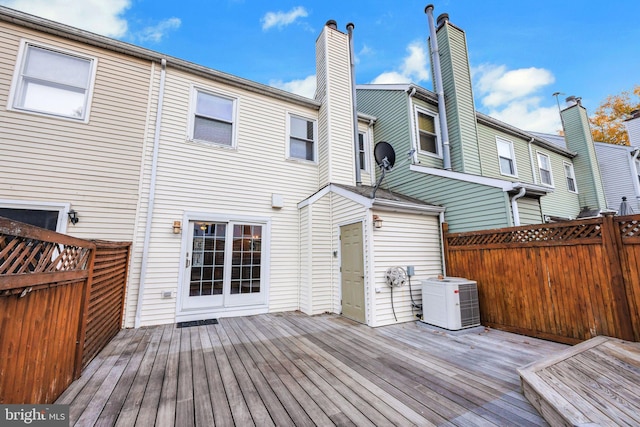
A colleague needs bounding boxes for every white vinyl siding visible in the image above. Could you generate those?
[0,23,153,242]
[128,67,321,327]
[496,138,517,177]
[371,211,442,327]
[9,41,96,121]
[564,162,578,193]
[537,152,554,186]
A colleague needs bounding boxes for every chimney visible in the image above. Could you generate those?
[427,8,481,174]
[315,20,357,187]
[561,96,607,211]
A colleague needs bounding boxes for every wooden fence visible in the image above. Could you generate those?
[0,218,130,403]
[443,214,640,344]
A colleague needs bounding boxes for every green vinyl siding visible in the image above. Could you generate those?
[534,146,581,219]
[477,124,535,183]
[516,197,543,225]
[561,105,607,210]
[435,23,481,174]
[387,172,511,232]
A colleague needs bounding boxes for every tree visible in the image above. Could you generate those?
[589,85,640,146]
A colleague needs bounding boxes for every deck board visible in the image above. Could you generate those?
[60,312,569,426]
[519,335,640,426]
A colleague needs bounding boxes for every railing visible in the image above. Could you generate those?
[0,217,131,403]
[443,214,640,344]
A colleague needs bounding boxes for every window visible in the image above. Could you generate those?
[564,162,578,193]
[11,43,95,120]
[358,132,367,171]
[537,153,553,186]
[417,110,439,155]
[288,115,316,161]
[496,138,517,176]
[0,200,69,233]
[191,90,236,146]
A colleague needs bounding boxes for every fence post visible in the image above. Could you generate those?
[601,214,634,341]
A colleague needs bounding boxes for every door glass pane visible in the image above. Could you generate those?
[230,224,262,294]
[190,222,225,297]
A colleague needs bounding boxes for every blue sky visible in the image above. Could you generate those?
[2,0,639,133]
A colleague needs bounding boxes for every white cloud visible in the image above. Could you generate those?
[261,6,308,31]
[475,64,555,108]
[474,64,561,133]
[1,0,130,37]
[486,98,562,134]
[138,17,181,43]
[269,75,316,99]
[371,40,429,84]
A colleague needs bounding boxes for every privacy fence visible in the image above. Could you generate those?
[443,214,640,344]
[0,217,130,404]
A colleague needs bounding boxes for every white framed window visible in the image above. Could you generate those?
[9,41,96,121]
[0,200,70,233]
[496,138,517,177]
[563,162,578,193]
[415,108,440,156]
[358,132,368,171]
[189,88,237,147]
[537,152,554,186]
[287,114,317,162]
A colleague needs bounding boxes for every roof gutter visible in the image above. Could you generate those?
[135,58,166,328]
[425,5,452,170]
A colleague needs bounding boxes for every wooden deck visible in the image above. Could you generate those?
[519,336,640,426]
[57,312,568,426]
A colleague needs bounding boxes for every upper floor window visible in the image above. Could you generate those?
[10,43,96,121]
[288,115,316,161]
[191,89,236,146]
[496,138,517,177]
[417,110,439,155]
[537,152,553,186]
[358,132,368,171]
[563,162,577,193]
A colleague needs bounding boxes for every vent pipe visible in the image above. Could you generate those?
[425,5,452,170]
[347,22,362,185]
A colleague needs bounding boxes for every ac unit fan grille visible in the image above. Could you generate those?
[458,283,480,327]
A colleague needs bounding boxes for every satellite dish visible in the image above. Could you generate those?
[374,141,396,171]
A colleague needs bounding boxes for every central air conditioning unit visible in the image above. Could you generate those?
[421,277,480,330]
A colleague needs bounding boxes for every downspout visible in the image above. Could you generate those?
[630,148,640,201]
[528,137,538,184]
[510,186,526,226]
[347,23,362,186]
[135,58,167,328]
[407,87,419,164]
[425,5,452,170]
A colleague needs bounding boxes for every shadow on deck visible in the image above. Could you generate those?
[57,312,568,426]
[519,336,640,426]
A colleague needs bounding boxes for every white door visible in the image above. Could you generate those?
[181,220,265,311]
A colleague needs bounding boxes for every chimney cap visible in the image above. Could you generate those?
[565,95,582,107]
[325,20,337,30]
[425,4,435,13]
[346,22,355,31]
[436,13,449,26]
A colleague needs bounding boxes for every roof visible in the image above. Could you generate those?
[0,5,321,110]
[528,131,568,150]
[356,84,576,158]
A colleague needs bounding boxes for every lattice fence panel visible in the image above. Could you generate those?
[0,235,91,276]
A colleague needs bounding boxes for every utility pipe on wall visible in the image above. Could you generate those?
[135,58,167,328]
[510,186,526,226]
[347,23,362,186]
[425,5,452,170]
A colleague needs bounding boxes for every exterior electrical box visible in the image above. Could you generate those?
[421,277,480,330]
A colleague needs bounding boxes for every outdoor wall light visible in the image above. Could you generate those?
[68,209,79,225]
[172,220,182,234]
[373,215,383,229]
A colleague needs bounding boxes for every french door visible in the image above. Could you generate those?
[182,219,265,311]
